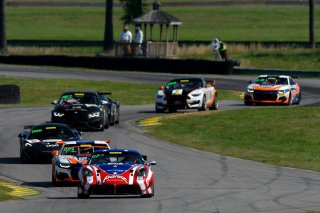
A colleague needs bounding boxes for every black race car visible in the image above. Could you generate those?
[51,91,112,131]
[18,123,82,163]
[98,92,120,125]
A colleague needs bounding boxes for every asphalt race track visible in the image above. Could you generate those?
[1,65,320,213]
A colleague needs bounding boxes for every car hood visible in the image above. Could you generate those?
[249,84,287,91]
[58,154,90,164]
[97,164,136,175]
[53,103,100,112]
[164,87,197,96]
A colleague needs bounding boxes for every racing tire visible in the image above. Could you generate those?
[244,101,252,106]
[198,95,207,111]
[110,115,115,126]
[115,113,120,124]
[155,106,164,113]
[52,167,61,186]
[141,184,154,198]
[20,147,28,162]
[286,93,292,106]
[209,94,218,110]
[77,184,89,198]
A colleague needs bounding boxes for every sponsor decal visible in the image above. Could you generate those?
[75,93,84,96]
[180,80,189,83]
[172,89,183,95]
[31,129,42,134]
[80,144,92,147]
[61,95,72,99]
[110,152,122,154]
[103,175,128,183]
[46,127,56,130]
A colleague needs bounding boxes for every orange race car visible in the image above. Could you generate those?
[244,75,301,105]
[51,140,110,185]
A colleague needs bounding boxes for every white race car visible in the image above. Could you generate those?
[155,77,218,113]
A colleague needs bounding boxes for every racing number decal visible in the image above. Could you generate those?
[172,89,183,95]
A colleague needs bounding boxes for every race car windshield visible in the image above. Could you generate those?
[61,145,107,155]
[28,127,76,140]
[59,93,98,105]
[255,77,287,85]
[89,152,143,165]
[165,79,203,90]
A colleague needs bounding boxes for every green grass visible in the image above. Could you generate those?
[0,76,240,106]
[6,6,320,42]
[147,107,320,171]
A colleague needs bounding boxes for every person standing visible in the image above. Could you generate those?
[211,38,228,61]
[134,26,143,56]
[119,25,132,56]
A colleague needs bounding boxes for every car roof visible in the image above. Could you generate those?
[63,140,110,146]
[258,75,289,78]
[167,77,205,83]
[92,149,140,154]
[61,91,98,96]
[26,122,73,130]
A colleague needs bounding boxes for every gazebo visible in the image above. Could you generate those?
[133,1,182,58]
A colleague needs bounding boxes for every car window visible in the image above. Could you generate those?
[89,152,143,165]
[28,126,76,140]
[165,79,203,90]
[59,93,99,105]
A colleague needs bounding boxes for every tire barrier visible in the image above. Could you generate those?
[0,55,235,75]
[0,84,20,104]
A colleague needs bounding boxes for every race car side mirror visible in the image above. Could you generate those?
[142,155,147,161]
[52,150,59,155]
[159,86,164,90]
[51,100,58,105]
[149,161,157,166]
[18,133,25,138]
[249,80,254,84]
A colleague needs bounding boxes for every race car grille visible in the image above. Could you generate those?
[91,184,140,195]
[65,111,88,120]
[253,91,277,101]
[166,95,187,106]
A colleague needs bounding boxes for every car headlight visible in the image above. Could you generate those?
[82,168,93,177]
[246,88,254,93]
[53,112,64,117]
[88,111,100,118]
[59,162,71,168]
[191,93,201,97]
[137,168,147,177]
[277,89,289,94]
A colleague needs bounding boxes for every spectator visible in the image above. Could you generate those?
[119,25,132,56]
[211,38,228,61]
[134,26,143,56]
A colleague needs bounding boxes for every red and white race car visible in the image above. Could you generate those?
[51,140,110,185]
[244,75,301,105]
[77,149,156,198]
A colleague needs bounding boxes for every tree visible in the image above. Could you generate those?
[119,0,147,24]
[0,0,6,53]
[103,0,113,50]
[309,0,316,49]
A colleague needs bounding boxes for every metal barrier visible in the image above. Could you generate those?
[0,84,20,104]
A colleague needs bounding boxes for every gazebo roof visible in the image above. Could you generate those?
[133,1,182,25]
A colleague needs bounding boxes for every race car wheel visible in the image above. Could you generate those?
[155,106,164,113]
[20,147,28,162]
[209,94,218,110]
[115,111,120,124]
[286,93,292,106]
[77,184,89,198]
[52,167,60,186]
[104,114,109,129]
[141,184,154,198]
[198,95,207,111]
[110,114,115,126]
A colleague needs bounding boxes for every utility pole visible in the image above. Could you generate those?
[309,0,315,48]
[103,0,114,50]
[0,0,7,53]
